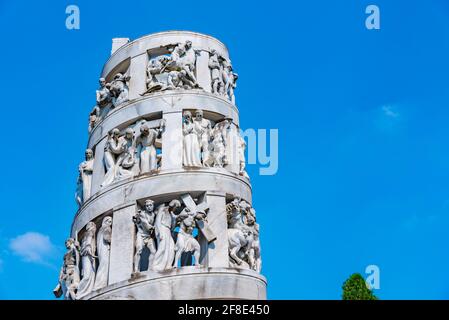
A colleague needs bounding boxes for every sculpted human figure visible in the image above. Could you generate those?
[93,217,112,290]
[182,111,202,167]
[193,110,212,166]
[209,49,222,94]
[76,149,94,206]
[225,65,238,104]
[76,222,97,299]
[237,134,249,178]
[101,128,121,188]
[210,120,230,167]
[226,199,256,269]
[115,128,136,179]
[144,56,168,94]
[53,238,80,300]
[135,120,165,174]
[181,40,199,87]
[109,73,130,108]
[101,128,136,187]
[88,106,100,133]
[96,77,112,109]
[173,207,206,267]
[133,200,157,273]
[152,200,181,271]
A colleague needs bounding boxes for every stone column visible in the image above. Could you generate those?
[90,137,106,196]
[161,111,183,171]
[128,53,148,100]
[108,202,135,285]
[196,50,211,93]
[205,191,229,268]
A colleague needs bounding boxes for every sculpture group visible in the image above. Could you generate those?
[227,198,261,273]
[54,216,112,300]
[133,194,215,273]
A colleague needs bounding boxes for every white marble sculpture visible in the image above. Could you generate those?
[76,149,94,206]
[142,41,200,95]
[173,207,203,267]
[133,200,157,273]
[144,56,169,94]
[135,120,165,174]
[109,73,130,108]
[53,238,80,300]
[96,77,113,109]
[210,120,230,168]
[152,200,181,271]
[182,111,202,167]
[76,222,97,299]
[93,216,112,290]
[226,199,260,271]
[193,110,212,166]
[225,64,238,104]
[101,128,136,188]
[237,134,249,178]
[208,49,223,95]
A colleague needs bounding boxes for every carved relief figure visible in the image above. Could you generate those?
[101,128,136,188]
[182,111,202,167]
[237,134,249,178]
[53,238,80,300]
[226,199,259,271]
[96,77,113,109]
[152,200,181,271]
[193,110,212,166]
[210,120,230,168]
[109,73,130,108]
[225,65,238,104]
[144,56,169,94]
[141,41,200,95]
[135,120,165,174]
[76,222,97,299]
[173,207,203,267]
[133,200,157,273]
[93,216,112,290]
[76,149,94,206]
[209,49,223,94]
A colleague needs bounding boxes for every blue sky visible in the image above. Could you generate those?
[1,0,449,299]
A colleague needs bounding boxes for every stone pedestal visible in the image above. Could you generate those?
[63,31,266,301]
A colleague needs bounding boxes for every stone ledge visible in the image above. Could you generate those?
[72,168,252,235]
[83,267,267,300]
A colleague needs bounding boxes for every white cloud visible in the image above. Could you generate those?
[9,232,57,266]
[382,105,400,118]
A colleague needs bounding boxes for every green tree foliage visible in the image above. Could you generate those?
[342,273,378,300]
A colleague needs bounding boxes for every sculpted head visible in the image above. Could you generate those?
[185,40,192,49]
[145,199,155,212]
[140,124,149,136]
[195,109,203,121]
[125,128,134,140]
[99,78,106,87]
[210,49,217,56]
[86,221,96,232]
[111,128,120,138]
[169,199,181,211]
[65,238,76,249]
[85,149,93,160]
[183,111,192,123]
[102,216,112,227]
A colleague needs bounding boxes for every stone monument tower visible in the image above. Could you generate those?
[54,31,266,300]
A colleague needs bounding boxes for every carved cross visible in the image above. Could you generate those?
[180,194,216,243]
